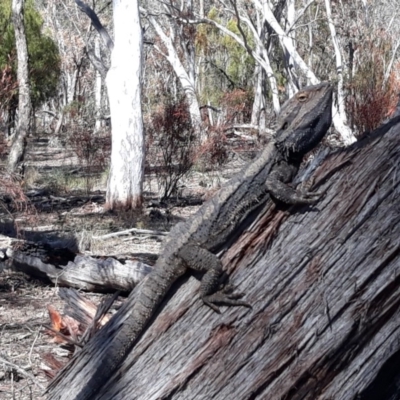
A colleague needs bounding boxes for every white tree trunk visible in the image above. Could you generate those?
[254,10,279,116]
[251,62,265,126]
[252,33,280,114]
[106,0,144,210]
[324,0,356,145]
[7,0,32,174]
[307,11,314,69]
[94,37,102,131]
[251,11,265,125]
[66,70,79,105]
[284,0,297,97]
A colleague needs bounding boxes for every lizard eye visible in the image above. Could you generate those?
[297,93,308,101]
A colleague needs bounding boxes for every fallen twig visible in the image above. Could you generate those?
[92,227,168,239]
[0,354,45,390]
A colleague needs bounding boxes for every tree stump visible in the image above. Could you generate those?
[47,117,400,399]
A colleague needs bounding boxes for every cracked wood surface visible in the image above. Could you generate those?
[48,117,400,400]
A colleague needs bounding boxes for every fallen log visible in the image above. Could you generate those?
[0,237,153,292]
[47,117,400,399]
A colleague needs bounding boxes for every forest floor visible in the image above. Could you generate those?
[0,131,259,399]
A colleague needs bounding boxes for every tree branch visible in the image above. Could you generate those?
[85,47,108,79]
[74,0,114,51]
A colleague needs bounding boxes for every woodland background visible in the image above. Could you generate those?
[1,0,400,205]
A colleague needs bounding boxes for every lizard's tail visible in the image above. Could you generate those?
[73,265,181,400]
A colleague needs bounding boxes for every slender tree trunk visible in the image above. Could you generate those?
[261,0,316,84]
[105,0,144,210]
[66,69,79,105]
[324,0,356,145]
[251,13,268,124]
[284,0,297,97]
[307,7,314,70]
[7,0,32,174]
[148,15,204,141]
[251,62,265,126]
[94,37,102,131]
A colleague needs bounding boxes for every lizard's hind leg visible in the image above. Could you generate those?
[178,244,251,313]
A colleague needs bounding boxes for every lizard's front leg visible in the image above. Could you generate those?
[178,244,251,313]
[265,167,322,205]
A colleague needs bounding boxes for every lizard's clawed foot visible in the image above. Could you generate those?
[202,289,252,314]
[296,177,324,204]
[296,189,324,204]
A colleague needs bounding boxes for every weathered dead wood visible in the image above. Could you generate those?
[0,237,152,292]
[47,118,400,399]
[57,288,114,330]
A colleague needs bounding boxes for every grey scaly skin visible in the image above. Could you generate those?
[75,82,333,399]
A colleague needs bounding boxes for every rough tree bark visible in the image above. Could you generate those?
[7,0,32,174]
[47,117,400,399]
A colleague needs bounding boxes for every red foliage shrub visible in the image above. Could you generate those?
[0,61,17,112]
[146,99,198,199]
[220,89,253,125]
[196,126,228,167]
[346,35,399,133]
[68,126,110,173]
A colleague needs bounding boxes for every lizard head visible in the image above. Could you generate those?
[275,82,333,159]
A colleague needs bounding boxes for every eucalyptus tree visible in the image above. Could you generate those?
[1,0,60,172]
[74,0,144,209]
[0,0,60,135]
[7,0,31,173]
[105,0,144,209]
